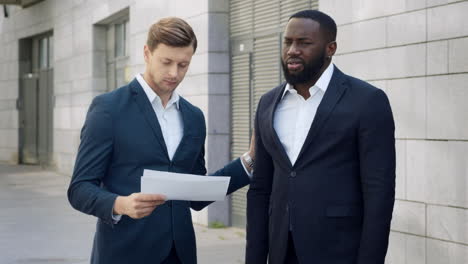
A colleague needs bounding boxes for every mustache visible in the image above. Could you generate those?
[285,57,305,64]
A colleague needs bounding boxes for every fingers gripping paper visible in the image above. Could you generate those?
[141,169,231,201]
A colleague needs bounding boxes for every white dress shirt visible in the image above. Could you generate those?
[136,74,183,160]
[273,63,334,165]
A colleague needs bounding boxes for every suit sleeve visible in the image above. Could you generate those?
[246,97,274,264]
[67,96,118,226]
[190,112,250,211]
[357,89,396,264]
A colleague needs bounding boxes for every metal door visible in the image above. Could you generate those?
[19,73,39,164]
[37,68,53,165]
[18,33,53,165]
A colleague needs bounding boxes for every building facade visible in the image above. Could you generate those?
[0,0,466,262]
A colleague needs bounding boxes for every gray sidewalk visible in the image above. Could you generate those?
[0,164,246,264]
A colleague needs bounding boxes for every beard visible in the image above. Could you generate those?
[282,52,326,85]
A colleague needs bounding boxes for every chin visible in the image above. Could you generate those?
[288,70,303,76]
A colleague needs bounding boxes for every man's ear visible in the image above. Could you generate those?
[143,45,150,63]
[327,41,337,57]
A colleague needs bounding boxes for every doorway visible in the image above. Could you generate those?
[18,32,54,165]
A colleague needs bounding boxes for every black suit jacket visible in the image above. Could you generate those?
[246,66,395,264]
[68,78,250,264]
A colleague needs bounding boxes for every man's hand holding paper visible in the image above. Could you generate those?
[113,193,166,219]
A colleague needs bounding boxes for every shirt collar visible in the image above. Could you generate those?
[281,63,335,99]
[136,74,180,109]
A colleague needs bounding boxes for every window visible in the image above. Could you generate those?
[114,20,128,58]
[38,35,53,69]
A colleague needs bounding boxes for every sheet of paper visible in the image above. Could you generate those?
[141,169,231,201]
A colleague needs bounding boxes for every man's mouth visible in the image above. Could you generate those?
[164,80,178,86]
[286,58,304,71]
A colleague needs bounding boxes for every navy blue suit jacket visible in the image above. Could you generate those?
[246,67,396,264]
[68,78,250,264]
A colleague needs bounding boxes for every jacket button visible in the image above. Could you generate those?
[290,171,296,178]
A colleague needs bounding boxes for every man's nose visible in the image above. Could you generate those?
[167,65,177,79]
[287,43,301,56]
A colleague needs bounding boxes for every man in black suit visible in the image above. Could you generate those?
[246,10,395,264]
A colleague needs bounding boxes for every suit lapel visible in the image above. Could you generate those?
[130,79,170,161]
[170,97,195,161]
[295,67,348,165]
[267,83,294,169]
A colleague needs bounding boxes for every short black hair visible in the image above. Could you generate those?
[289,10,337,42]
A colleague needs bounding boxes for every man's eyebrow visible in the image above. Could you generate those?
[161,57,190,64]
[283,37,313,41]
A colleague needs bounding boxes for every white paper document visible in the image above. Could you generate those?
[141,169,231,201]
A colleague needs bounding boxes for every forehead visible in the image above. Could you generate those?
[284,18,322,39]
[152,43,194,62]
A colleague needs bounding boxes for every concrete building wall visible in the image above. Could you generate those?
[0,0,230,226]
[321,0,468,263]
[0,3,20,163]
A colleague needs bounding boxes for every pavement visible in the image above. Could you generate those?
[0,164,246,264]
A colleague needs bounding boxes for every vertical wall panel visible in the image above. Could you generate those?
[253,35,281,108]
[230,53,251,226]
[280,0,311,27]
[254,0,280,34]
[230,0,253,38]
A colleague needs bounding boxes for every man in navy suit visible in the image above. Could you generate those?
[68,17,252,264]
[246,10,395,264]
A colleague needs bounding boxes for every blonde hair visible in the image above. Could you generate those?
[146,17,197,52]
